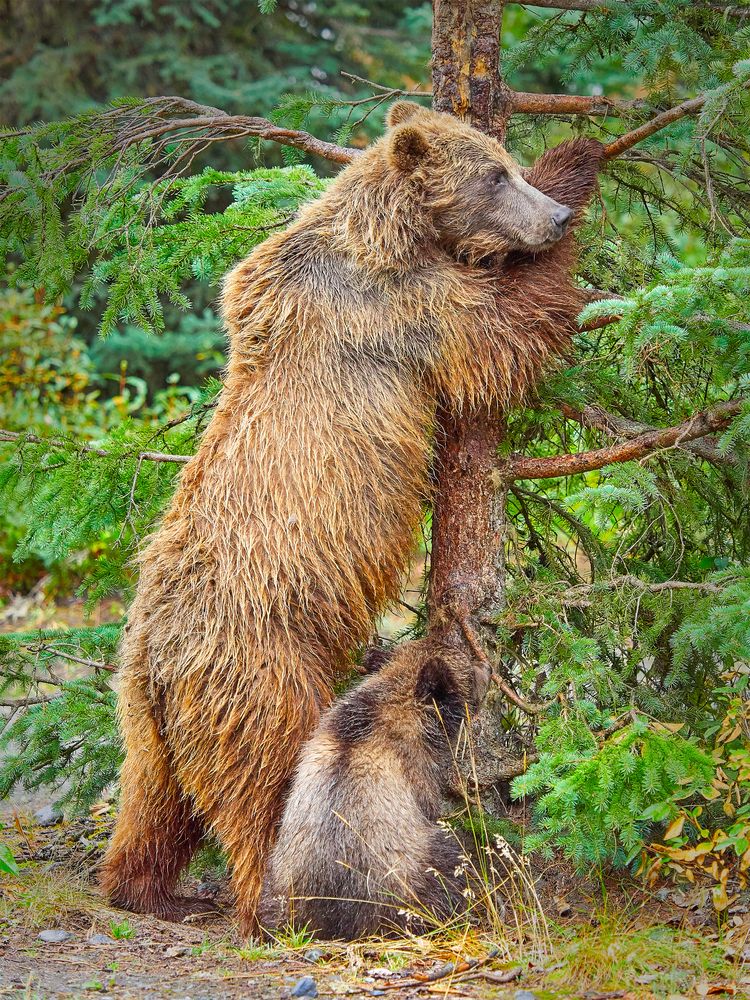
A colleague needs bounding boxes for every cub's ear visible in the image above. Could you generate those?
[361,644,394,674]
[415,657,459,706]
[389,124,429,173]
[386,100,423,128]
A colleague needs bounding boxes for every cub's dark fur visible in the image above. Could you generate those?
[259,639,490,940]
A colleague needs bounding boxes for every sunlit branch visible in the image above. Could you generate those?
[508,0,750,14]
[508,399,743,480]
[559,402,737,468]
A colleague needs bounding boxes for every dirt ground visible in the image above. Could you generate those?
[2,594,750,999]
[2,808,750,1000]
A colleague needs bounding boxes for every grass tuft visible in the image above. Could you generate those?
[0,866,103,929]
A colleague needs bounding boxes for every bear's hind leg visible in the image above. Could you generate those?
[100,678,211,922]
[191,745,297,937]
[183,675,328,937]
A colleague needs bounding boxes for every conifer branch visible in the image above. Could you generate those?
[0,429,190,464]
[22,644,117,674]
[96,97,357,165]
[508,399,744,480]
[21,79,740,179]
[0,694,59,708]
[601,77,750,161]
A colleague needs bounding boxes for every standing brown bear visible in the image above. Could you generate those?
[100,101,603,934]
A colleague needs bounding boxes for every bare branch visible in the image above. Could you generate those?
[0,428,190,464]
[457,615,554,716]
[561,575,723,608]
[101,97,357,165]
[24,644,117,673]
[512,91,645,117]
[509,0,750,14]
[601,80,750,160]
[509,399,744,480]
[560,402,737,468]
[0,694,60,708]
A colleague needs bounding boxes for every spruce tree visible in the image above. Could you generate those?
[0,0,749,873]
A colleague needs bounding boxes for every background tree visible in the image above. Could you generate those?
[1,0,749,888]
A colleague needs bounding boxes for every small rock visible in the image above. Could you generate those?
[303,948,324,963]
[366,969,393,979]
[290,976,318,998]
[89,933,115,945]
[514,992,539,1000]
[38,929,74,943]
[165,945,189,958]
[370,993,385,997]
[34,805,62,827]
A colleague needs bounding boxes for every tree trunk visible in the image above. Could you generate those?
[428,0,511,647]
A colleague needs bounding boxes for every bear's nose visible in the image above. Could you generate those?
[551,205,573,232]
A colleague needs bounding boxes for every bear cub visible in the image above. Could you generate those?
[259,639,491,940]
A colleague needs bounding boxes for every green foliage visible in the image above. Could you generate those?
[0,1,432,132]
[0,627,122,812]
[0,842,19,875]
[108,918,135,939]
[0,1,748,887]
[513,715,714,866]
[0,145,325,333]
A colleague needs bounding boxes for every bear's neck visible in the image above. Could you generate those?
[306,148,441,274]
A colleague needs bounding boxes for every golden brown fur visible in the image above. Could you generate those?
[100,102,603,934]
[259,639,490,939]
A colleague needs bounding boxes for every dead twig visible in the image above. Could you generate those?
[0,428,190,465]
[379,946,513,990]
[457,614,554,716]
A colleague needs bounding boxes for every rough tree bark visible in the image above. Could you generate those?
[428,0,528,796]
[428,1,512,650]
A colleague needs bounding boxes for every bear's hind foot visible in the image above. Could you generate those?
[157,896,221,924]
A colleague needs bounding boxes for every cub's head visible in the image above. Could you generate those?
[336,640,491,754]
[385,100,572,259]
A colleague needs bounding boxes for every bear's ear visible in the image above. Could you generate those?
[389,124,429,173]
[415,657,459,706]
[386,100,423,128]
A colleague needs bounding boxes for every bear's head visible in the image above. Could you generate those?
[385,100,572,259]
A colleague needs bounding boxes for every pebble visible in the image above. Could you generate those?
[88,933,115,945]
[290,976,318,997]
[38,929,74,943]
[303,948,324,963]
[165,945,190,958]
[34,805,62,827]
[514,992,539,1000]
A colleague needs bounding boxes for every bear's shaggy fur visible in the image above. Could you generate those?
[259,639,490,939]
[100,101,603,934]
